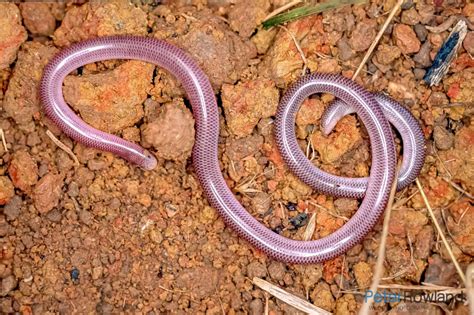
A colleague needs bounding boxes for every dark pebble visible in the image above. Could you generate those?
[414,24,428,42]
[4,196,22,221]
[414,68,426,80]
[401,0,414,10]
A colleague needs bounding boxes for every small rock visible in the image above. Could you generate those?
[311,115,363,164]
[222,79,279,137]
[8,151,38,193]
[374,44,401,65]
[70,267,80,283]
[310,282,335,312]
[413,41,432,68]
[0,177,15,206]
[353,262,372,289]
[141,100,195,161]
[267,261,286,281]
[349,19,377,52]
[1,275,17,296]
[54,1,148,47]
[20,2,56,36]
[393,24,421,54]
[296,98,325,126]
[46,208,62,223]
[424,255,458,286]
[3,195,22,221]
[447,198,474,256]
[413,23,428,42]
[463,32,474,56]
[0,3,27,70]
[33,174,63,214]
[228,0,270,38]
[337,37,354,61]
[415,225,433,259]
[246,261,266,279]
[3,42,58,124]
[225,135,263,161]
[433,125,454,150]
[63,60,154,133]
[401,7,420,25]
[172,15,257,91]
[413,68,426,80]
[251,28,277,55]
[249,299,263,315]
[251,192,271,215]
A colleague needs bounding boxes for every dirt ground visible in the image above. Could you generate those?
[0,0,473,314]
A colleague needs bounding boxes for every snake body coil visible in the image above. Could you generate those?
[40,36,424,264]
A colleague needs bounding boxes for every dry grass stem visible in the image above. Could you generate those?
[253,277,332,315]
[0,128,8,152]
[278,25,308,75]
[359,166,399,315]
[46,130,80,165]
[415,179,466,284]
[263,0,303,22]
[352,0,404,80]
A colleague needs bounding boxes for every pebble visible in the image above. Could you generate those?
[245,261,266,279]
[141,100,195,161]
[413,41,432,68]
[349,19,377,52]
[413,68,426,80]
[393,24,421,54]
[63,61,153,133]
[413,23,428,42]
[0,176,15,206]
[1,275,17,297]
[222,79,279,137]
[310,282,335,312]
[401,8,420,26]
[249,299,263,315]
[33,174,63,214]
[463,32,474,56]
[0,3,27,70]
[353,262,372,289]
[337,37,354,61]
[433,125,454,150]
[20,2,56,36]
[8,150,38,193]
[3,195,21,221]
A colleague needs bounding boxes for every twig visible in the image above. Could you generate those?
[0,128,7,152]
[352,0,404,80]
[308,200,349,222]
[359,165,399,315]
[263,0,303,22]
[46,130,79,165]
[253,277,332,315]
[441,177,473,200]
[278,25,308,75]
[415,178,466,284]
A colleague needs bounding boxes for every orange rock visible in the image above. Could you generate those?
[63,61,154,133]
[33,174,63,214]
[0,3,27,70]
[311,115,362,164]
[141,100,195,161]
[222,79,279,137]
[20,2,56,36]
[0,176,15,206]
[53,0,147,47]
[8,151,38,193]
[3,42,58,124]
[296,98,325,126]
[393,24,421,54]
